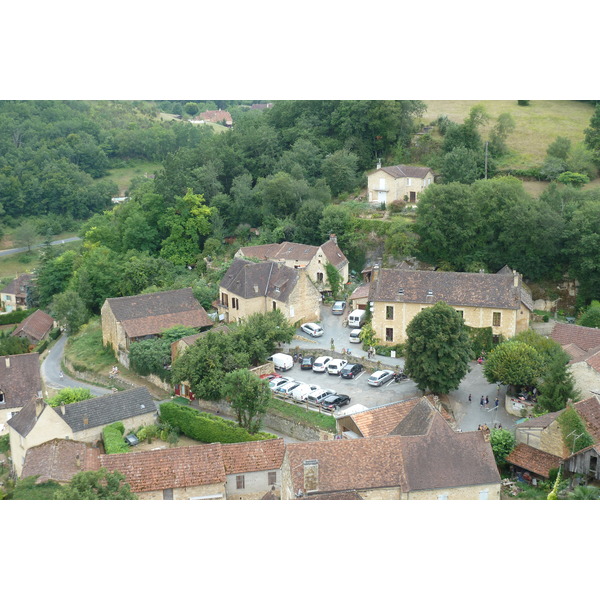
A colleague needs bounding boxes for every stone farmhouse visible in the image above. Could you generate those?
[10,309,55,346]
[366,264,533,345]
[0,353,43,427]
[101,287,213,367]
[1,273,34,314]
[7,387,157,477]
[217,258,321,325]
[367,163,434,206]
[235,235,349,295]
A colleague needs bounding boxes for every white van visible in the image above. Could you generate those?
[348,309,366,328]
[349,329,362,343]
[267,353,294,371]
[307,388,336,404]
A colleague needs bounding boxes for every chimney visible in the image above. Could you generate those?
[513,269,519,288]
[35,397,45,418]
[60,403,66,415]
[83,417,89,427]
[303,459,319,493]
[371,264,380,282]
[377,159,382,169]
[4,357,9,368]
[329,233,338,246]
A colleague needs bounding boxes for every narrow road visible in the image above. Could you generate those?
[0,237,81,257]
[41,334,110,398]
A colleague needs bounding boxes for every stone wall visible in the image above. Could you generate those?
[62,356,135,392]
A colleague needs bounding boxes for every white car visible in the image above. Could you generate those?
[312,356,332,372]
[269,377,293,390]
[275,380,303,395]
[291,383,320,401]
[300,322,324,337]
[327,359,348,376]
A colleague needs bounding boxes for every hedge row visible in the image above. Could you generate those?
[102,422,129,454]
[0,308,34,326]
[159,402,277,444]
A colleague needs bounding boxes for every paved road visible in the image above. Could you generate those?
[0,237,81,257]
[41,334,111,398]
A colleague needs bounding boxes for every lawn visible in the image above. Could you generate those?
[421,100,595,170]
[64,317,117,374]
[0,252,39,281]
[101,160,163,196]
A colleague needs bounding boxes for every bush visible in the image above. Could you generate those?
[0,308,34,326]
[102,422,129,454]
[517,100,530,106]
[35,340,49,354]
[159,402,277,444]
[50,327,62,340]
[374,343,405,357]
[47,387,93,407]
[0,433,9,454]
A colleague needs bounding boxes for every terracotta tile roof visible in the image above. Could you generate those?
[105,288,213,339]
[220,259,300,303]
[550,322,600,353]
[198,110,232,123]
[389,397,436,436]
[21,439,101,483]
[349,283,370,301]
[369,268,526,310]
[349,397,422,437]
[505,443,561,478]
[238,240,348,269]
[378,164,433,179]
[320,239,348,269]
[11,309,54,342]
[562,343,590,361]
[220,438,285,474]
[99,444,226,493]
[237,244,282,260]
[1,273,34,296]
[586,351,600,374]
[573,396,600,442]
[0,353,42,410]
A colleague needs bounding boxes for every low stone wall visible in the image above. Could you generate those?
[193,398,333,442]
[63,357,135,391]
[145,373,172,393]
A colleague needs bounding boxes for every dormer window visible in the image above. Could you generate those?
[275,286,280,293]
[426,290,433,297]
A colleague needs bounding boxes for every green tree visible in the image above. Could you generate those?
[483,341,544,387]
[50,289,89,334]
[404,302,472,395]
[578,301,600,328]
[556,171,589,188]
[584,103,600,167]
[489,428,516,467]
[222,369,272,433]
[0,332,30,356]
[547,136,572,161]
[440,146,480,184]
[47,387,93,407]
[13,221,39,252]
[384,219,418,260]
[54,468,137,500]
[325,262,342,298]
[488,113,516,157]
[8,476,62,500]
[536,357,581,413]
[184,102,199,116]
[321,149,359,196]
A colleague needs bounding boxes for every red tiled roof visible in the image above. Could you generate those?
[573,396,600,442]
[350,397,422,437]
[505,443,561,478]
[550,322,600,353]
[11,309,54,342]
[349,283,370,301]
[99,444,226,493]
[198,110,232,123]
[220,438,285,474]
[586,351,600,374]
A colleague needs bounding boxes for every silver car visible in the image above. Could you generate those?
[301,322,324,337]
[367,370,395,387]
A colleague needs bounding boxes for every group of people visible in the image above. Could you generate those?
[366,346,376,359]
[477,423,503,431]
[109,365,119,378]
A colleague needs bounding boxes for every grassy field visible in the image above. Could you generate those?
[64,317,117,374]
[421,100,595,170]
[102,160,163,196]
[0,252,39,281]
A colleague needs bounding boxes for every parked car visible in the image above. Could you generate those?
[340,363,364,379]
[327,358,348,376]
[307,388,337,404]
[300,322,324,337]
[269,377,293,389]
[331,301,347,315]
[320,394,351,410]
[300,355,315,370]
[367,370,395,387]
[312,356,332,372]
[349,328,362,343]
[292,383,320,401]
[275,380,302,395]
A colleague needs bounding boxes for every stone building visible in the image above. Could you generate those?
[1,273,34,313]
[0,353,43,427]
[10,309,55,345]
[367,163,434,205]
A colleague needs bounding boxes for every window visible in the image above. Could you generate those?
[407,178,412,186]
[456,310,463,319]
[272,301,277,311]
[386,305,394,320]
[236,475,245,490]
[590,455,598,475]
[163,488,174,500]
[221,292,229,308]
[316,272,324,283]
[268,471,277,486]
[479,489,489,500]
[493,312,501,327]
[0,390,4,404]
[231,297,239,310]
[385,328,394,342]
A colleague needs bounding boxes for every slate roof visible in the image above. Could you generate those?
[287,414,500,496]
[550,322,600,354]
[505,443,561,478]
[0,353,42,410]
[1,273,34,296]
[515,411,562,430]
[389,398,437,437]
[378,165,433,179]
[220,438,285,474]
[105,288,213,339]
[21,439,101,483]
[220,259,300,303]
[55,387,156,433]
[11,309,54,342]
[7,398,48,437]
[369,268,527,310]
[99,444,226,493]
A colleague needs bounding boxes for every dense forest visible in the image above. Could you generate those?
[2,99,600,330]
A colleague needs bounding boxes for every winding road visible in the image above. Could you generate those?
[0,237,81,257]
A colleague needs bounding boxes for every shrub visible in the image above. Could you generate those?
[374,343,405,357]
[50,327,61,340]
[0,433,9,454]
[102,422,129,454]
[47,387,94,407]
[159,402,277,444]
[517,100,530,106]
[0,308,34,326]
[35,340,49,354]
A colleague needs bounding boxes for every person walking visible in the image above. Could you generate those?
[495,397,499,408]
[485,395,489,405]
[480,396,484,409]
[468,393,472,403]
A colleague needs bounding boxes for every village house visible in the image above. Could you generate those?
[281,409,501,500]
[10,309,55,346]
[101,287,213,367]
[0,353,43,428]
[217,258,321,325]
[1,273,34,314]
[21,438,101,484]
[367,163,434,206]
[366,264,533,345]
[7,387,157,477]
[235,235,349,295]
[563,442,600,483]
[190,110,233,127]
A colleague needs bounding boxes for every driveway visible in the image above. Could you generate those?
[41,334,110,398]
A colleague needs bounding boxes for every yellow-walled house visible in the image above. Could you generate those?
[217,258,321,325]
[367,265,533,345]
[367,163,434,206]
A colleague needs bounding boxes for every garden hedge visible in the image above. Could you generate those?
[102,422,129,454]
[0,308,34,326]
[159,402,277,444]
